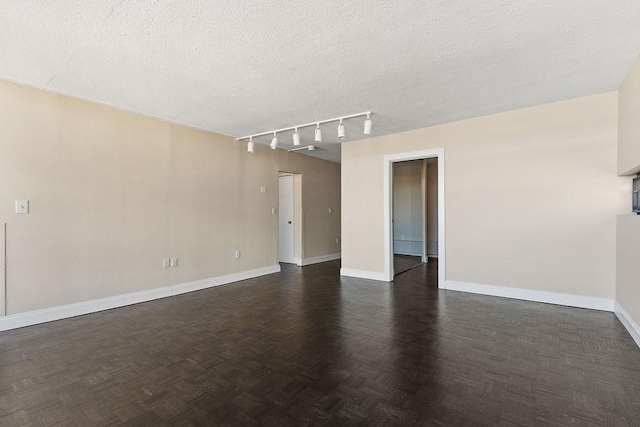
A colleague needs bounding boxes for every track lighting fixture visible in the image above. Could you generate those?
[235,111,371,152]
[364,114,372,135]
[293,128,300,146]
[288,145,316,152]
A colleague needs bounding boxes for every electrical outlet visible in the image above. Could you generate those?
[271,208,277,215]
[260,186,267,194]
[336,238,339,244]
[171,258,178,267]
[15,200,29,214]
[401,235,405,240]
[162,258,170,268]
[328,207,332,214]
[235,250,241,259]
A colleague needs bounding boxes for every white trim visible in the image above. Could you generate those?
[445,280,614,312]
[300,253,341,266]
[1,223,5,317]
[340,268,387,281]
[614,301,640,349]
[384,148,445,285]
[393,250,424,257]
[0,264,281,332]
[421,159,427,264]
[172,265,281,295]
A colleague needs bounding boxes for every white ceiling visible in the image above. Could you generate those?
[2,1,640,163]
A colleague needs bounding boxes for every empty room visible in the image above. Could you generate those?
[1,2,640,425]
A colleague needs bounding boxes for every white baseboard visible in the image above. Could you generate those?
[394,251,423,257]
[340,268,388,282]
[0,264,281,332]
[614,301,640,349]
[445,280,614,312]
[300,253,341,266]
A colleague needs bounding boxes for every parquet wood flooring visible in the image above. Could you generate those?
[1,260,639,425]
[393,255,423,276]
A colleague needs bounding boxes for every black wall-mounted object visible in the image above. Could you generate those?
[633,175,640,215]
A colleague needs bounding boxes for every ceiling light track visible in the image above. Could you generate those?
[237,111,372,153]
[288,145,315,152]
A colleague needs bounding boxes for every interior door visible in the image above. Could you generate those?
[1,223,5,316]
[279,175,295,263]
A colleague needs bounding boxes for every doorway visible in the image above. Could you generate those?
[384,149,445,286]
[279,173,303,264]
[392,159,438,276]
[392,160,424,275]
[1,223,5,316]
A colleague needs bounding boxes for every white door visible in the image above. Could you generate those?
[1,223,5,316]
[279,175,295,263]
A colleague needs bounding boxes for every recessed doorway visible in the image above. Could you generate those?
[278,173,303,264]
[384,149,445,286]
[392,159,439,277]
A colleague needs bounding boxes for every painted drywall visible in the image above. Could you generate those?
[393,161,423,256]
[616,215,640,328]
[0,79,340,315]
[618,56,640,175]
[342,92,626,299]
[426,162,438,257]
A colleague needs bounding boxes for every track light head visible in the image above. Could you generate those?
[270,132,278,150]
[363,114,372,135]
[315,124,322,143]
[337,119,345,139]
[293,128,300,146]
[247,137,254,153]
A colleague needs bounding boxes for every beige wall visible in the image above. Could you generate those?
[619,56,640,176]
[342,92,626,299]
[0,80,340,315]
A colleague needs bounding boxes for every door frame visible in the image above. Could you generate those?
[1,223,6,316]
[421,159,428,263]
[383,149,445,286]
[278,172,303,265]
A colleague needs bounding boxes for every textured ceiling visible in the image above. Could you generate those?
[2,1,640,163]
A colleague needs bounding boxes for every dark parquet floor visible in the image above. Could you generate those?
[394,255,424,276]
[1,260,640,426]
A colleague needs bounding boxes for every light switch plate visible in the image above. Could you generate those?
[171,258,178,267]
[15,200,29,214]
[163,258,170,268]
